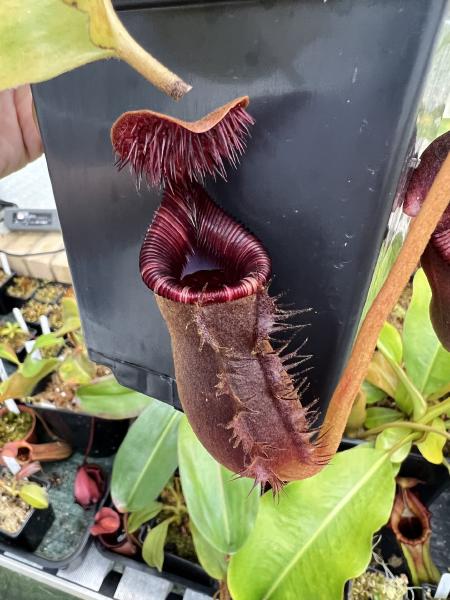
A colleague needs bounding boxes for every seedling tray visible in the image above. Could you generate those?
[0,452,113,569]
[95,538,216,596]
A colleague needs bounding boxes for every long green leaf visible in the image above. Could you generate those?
[178,417,259,555]
[21,356,60,379]
[33,334,64,351]
[403,269,450,397]
[0,1,113,91]
[417,418,447,464]
[0,343,20,366]
[364,407,403,429]
[377,344,426,420]
[142,518,173,572]
[111,401,181,512]
[378,322,403,364]
[77,376,153,418]
[190,521,228,581]
[127,501,163,534]
[228,447,396,600]
[0,1,189,100]
[19,482,49,509]
[375,427,412,463]
[362,381,386,406]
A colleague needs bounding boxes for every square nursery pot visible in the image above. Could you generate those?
[94,496,216,594]
[95,537,216,597]
[0,454,113,569]
[4,276,41,312]
[0,271,16,315]
[32,283,66,306]
[0,318,38,365]
[33,0,447,417]
[0,474,54,552]
[26,401,130,457]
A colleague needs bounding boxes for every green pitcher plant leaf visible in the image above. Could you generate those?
[377,345,427,420]
[228,447,396,600]
[77,375,153,419]
[21,356,60,379]
[362,381,386,406]
[417,418,447,464]
[58,351,96,385]
[0,357,60,402]
[0,1,190,99]
[375,427,412,464]
[19,482,49,509]
[178,417,260,555]
[127,501,163,534]
[403,269,450,398]
[364,407,403,430]
[32,333,65,351]
[190,521,228,581]
[54,297,82,336]
[361,232,404,322]
[111,400,182,512]
[365,352,399,400]
[142,517,174,572]
[378,322,403,364]
[0,343,20,366]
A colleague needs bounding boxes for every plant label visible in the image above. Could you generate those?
[5,399,20,415]
[3,456,21,475]
[13,308,29,333]
[0,252,11,276]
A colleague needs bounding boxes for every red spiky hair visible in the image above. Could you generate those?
[111,96,254,188]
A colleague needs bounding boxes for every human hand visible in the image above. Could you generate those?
[0,85,43,179]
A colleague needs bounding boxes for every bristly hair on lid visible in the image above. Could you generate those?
[111,96,254,189]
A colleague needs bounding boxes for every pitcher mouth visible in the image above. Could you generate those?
[139,182,271,304]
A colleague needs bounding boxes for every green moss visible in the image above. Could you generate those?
[0,411,33,445]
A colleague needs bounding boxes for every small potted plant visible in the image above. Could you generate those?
[6,276,41,309]
[48,307,63,331]
[0,405,36,446]
[21,299,53,331]
[0,321,32,357]
[348,569,409,600]
[0,268,16,313]
[0,467,54,551]
[34,283,65,305]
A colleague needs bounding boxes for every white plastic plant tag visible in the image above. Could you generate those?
[25,340,41,360]
[3,456,21,475]
[13,308,29,333]
[39,315,51,335]
[435,573,450,599]
[5,399,20,415]
[0,252,11,276]
[0,359,8,382]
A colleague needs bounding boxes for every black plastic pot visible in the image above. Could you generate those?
[95,537,216,596]
[0,455,112,569]
[26,404,129,457]
[34,0,447,416]
[33,285,65,306]
[94,494,216,593]
[0,474,54,552]
[0,272,16,315]
[4,277,41,312]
